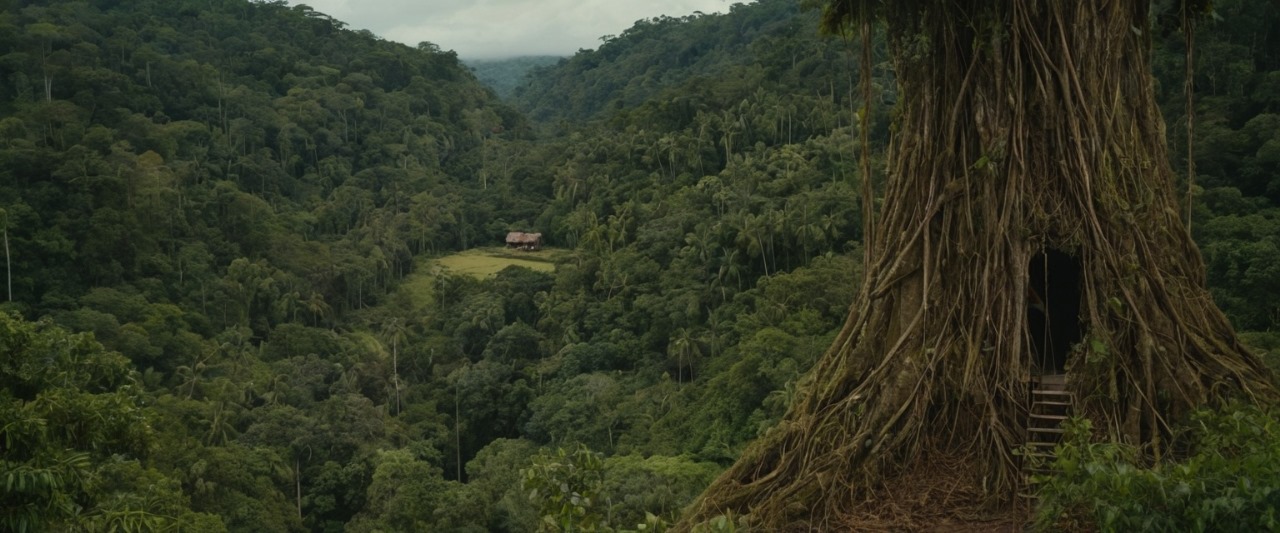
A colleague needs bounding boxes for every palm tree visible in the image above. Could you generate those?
[684,226,714,267]
[789,197,826,265]
[716,247,744,301]
[204,401,236,446]
[734,212,769,276]
[304,291,330,328]
[175,363,203,400]
[704,312,729,358]
[668,327,704,388]
[277,290,304,323]
[218,326,254,377]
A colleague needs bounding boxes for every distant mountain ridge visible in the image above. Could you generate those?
[466,56,564,99]
[513,0,833,124]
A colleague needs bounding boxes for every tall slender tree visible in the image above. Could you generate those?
[682,0,1274,529]
[381,317,408,416]
[1,208,9,302]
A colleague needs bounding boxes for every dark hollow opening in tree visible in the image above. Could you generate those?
[1027,248,1081,375]
[680,1,1274,530]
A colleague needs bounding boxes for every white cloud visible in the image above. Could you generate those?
[291,0,734,59]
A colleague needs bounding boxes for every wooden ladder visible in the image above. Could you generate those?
[1023,374,1073,497]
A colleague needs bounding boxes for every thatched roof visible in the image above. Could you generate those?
[505,232,542,244]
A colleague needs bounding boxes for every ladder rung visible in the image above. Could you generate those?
[1026,381,1071,484]
[1033,418,1068,425]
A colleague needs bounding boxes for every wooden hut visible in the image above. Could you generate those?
[504,232,542,251]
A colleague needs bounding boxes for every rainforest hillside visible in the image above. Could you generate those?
[511,0,873,126]
[0,0,540,530]
[2,0,1280,530]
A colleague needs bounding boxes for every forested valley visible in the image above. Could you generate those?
[1,0,1279,531]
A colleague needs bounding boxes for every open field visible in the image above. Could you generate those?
[429,247,562,278]
[395,247,564,309]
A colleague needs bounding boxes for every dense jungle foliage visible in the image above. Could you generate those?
[0,0,1277,530]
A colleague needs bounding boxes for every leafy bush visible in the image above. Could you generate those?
[523,445,607,532]
[523,445,724,532]
[600,454,720,527]
[1035,407,1280,532]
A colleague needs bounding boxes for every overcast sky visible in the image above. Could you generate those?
[289,0,734,60]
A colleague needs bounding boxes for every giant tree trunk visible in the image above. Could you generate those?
[682,1,1273,529]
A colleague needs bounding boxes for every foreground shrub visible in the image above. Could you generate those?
[1036,406,1280,531]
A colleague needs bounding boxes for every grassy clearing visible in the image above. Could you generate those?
[395,247,563,309]
[430,247,561,278]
